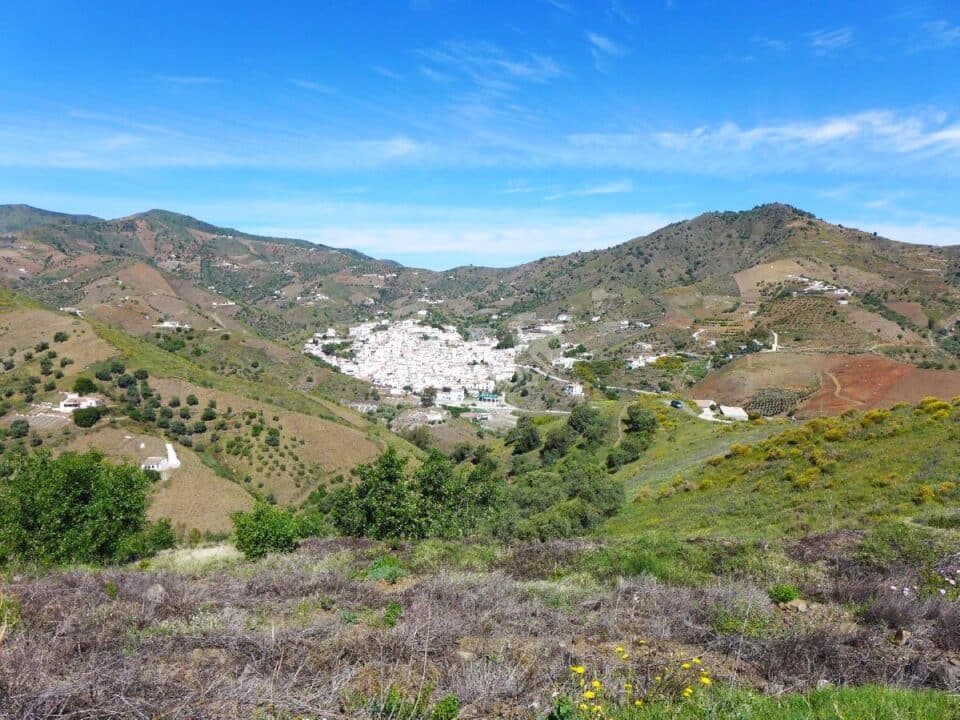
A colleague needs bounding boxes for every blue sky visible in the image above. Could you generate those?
[2,1,960,268]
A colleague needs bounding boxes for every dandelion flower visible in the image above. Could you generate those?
[592,706,602,714]
[655,676,662,683]
[591,679,602,689]
[615,646,625,654]
[579,703,589,711]
[634,699,644,707]
[570,666,586,675]
[583,690,596,700]
[692,658,701,665]
[623,683,633,691]
[682,662,691,669]
[700,676,712,685]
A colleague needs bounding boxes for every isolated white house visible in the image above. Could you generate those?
[57,393,101,413]
[140,443,182,481]
[153,320,191,330]
[720,405,750,422]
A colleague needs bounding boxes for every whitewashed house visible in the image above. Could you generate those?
[140,443,182,481]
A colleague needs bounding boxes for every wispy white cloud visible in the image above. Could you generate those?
[542,0,574,13]
[372,65,403,80]
[807,27,853,55]
[419,41,562,93]
[253,209,674,267]
[609,1,637,24]
[565,110,960,174]
[288,78,336,94]
[155,74,221,85]
[586,31,624,69]
[922,19,960,48]
[755,36,789,52]
[586,31,622,56]
[546,179,634,199]
[6,105,960,177]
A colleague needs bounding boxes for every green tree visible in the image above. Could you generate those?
[9,419,29,438]
[330,448,500,540]
[505,416,541,455]
[624,404,658,435]
[72,377,97,395]
[567,404,608,447]
[231,502,298,559]
[0,449,173,566]
[72,406,102,428]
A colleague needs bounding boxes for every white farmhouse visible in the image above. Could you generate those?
[140,443,182,481]
[57,393,102,413]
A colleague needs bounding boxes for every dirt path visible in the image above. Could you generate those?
[823,370,864,406]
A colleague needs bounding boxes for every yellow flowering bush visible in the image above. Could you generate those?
[548,642,715,719]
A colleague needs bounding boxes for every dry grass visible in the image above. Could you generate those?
[1,539,957,718]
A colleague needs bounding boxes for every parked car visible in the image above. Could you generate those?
[670,399,684,409]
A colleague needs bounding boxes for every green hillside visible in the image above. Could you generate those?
[610,398,960,539]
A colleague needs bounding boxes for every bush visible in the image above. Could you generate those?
[231,502,299,559]
[331,448,500,540]
[53,331,69,343]
[0,449,173,566]
[769,582,801,604]
[9,419,29,438]
[367,554,409,584]
[72,406,102,428]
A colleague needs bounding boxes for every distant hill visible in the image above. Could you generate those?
[0,204,101,232]
[5,201,960,418]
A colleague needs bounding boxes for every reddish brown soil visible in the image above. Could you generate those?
[693,351,960,418]
[798,355,960,417]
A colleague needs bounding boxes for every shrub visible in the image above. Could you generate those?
[53,331,69,342]
[9,419,29,438]
[331,448,500,540]
[366,554,409,584]
[768,582,801,604]
[231,502,298,559]
[72,406,102,428]
[0,449,173,566]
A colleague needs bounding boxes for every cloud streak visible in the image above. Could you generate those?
[807,27,853,54]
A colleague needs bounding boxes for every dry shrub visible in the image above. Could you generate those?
[495,540,594,579]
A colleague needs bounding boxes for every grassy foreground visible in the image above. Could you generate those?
[573,685,960,719]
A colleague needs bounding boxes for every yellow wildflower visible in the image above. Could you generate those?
[570,665,586,675]
[623,683,633,691]
[682,662,691,669]
[591,679,602,689]
[683,687,693,697]
[583,690,596,700]
[700,676,712,685]
[579,703,589,711]
[692,658,701,665]
[634,699,644,707]
[655,676,662,683]
[615,646,625,654]
[592,706,602,714]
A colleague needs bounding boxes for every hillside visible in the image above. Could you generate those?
[0,291,415,536]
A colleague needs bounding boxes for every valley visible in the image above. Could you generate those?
[2,202,960,718]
